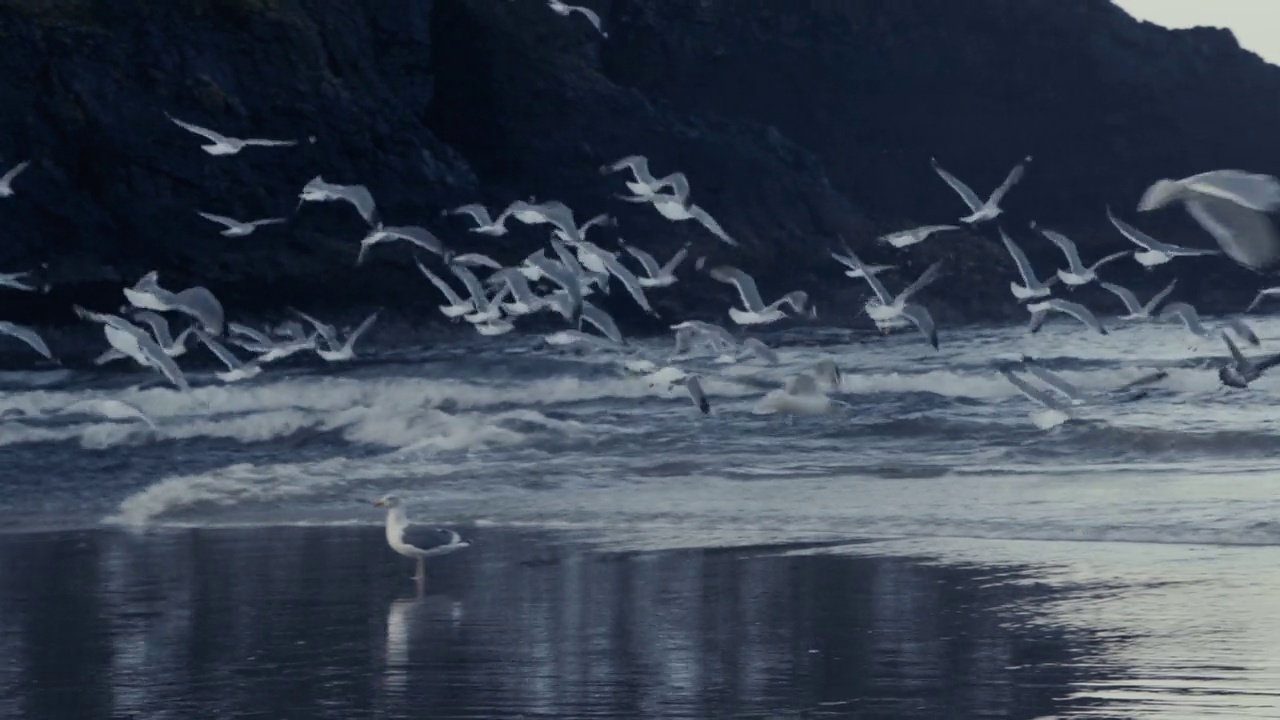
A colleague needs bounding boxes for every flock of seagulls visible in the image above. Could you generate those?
[0,5,1276,581]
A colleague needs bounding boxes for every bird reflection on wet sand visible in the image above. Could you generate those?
[0,526,1105,719]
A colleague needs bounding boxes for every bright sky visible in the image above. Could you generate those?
[1113,0,1280,65]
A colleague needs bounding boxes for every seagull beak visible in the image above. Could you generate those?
[372,499,386,507]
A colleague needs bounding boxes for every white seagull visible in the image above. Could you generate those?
[844,248,942,347]
[414,259,475,319]
[1027,299,1107,336]
[74,306,190,391]
[546,0,607,37]
[602,156,689,201]
[446,203,512,236]
[878,224,962,249]
[1139,170,1280,214]
[0,270,36,292]
[1106,207,1219,268]
[1137,171,1280,272]
[1099,279,1177,321]
[708,265,808,326]
[123,272,225,336]
[291,310,380,362]
[298,176,378,226]
[373,495,470,584]
[1159,301,1259,346]
[193,328,262,383]
[931,155,1032,224]
[1031,222,1129,287]
[1246,286,1280,313]
[197,211,287,237]
[1000,229,1057,301]
[830,250,896,280]
[0,160,30,198]
[166,113,297,156]
[357,225,450,265]
[620,239,690,288]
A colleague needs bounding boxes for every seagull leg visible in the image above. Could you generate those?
[412,557,425,583]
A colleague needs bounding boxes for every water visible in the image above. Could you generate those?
[0,318,1278,718]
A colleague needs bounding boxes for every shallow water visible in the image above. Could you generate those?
[0,317,1278,717]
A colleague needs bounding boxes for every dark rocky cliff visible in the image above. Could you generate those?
[0,0,1276,335]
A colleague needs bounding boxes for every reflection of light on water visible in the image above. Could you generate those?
[384,598,414,694]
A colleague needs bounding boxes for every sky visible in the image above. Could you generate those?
[1113,0,1280,65]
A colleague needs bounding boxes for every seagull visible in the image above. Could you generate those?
[620,240,689,288]
[1018,360,1088,405]
[1000,229,1057,301]
[830,250,896,280]
[708,265,808,326]
[450,253,503,271]
[130,311,195,357]
[298,176,378,226]
[670,320,737,357]
[1031,222,1129,287]
[572,240,658,316]
[843,248,943,347]
[580,302,624,344]
[753,373,848,416]
[602,156,689,201]
[123,272,225,336]
[647,193,737,246]
[1000,368,1071,430]
[62,398,157,431]
[1137,171,1280,272]
[197,211,287,237]
[446,203,512,236]
[414,259,475,319]
[291,310,380,362]
[373,495,470,585]
[1099,279,1177,321]
[878,224,962,249]
[931,155,1032,224]
[1160,301,1259,346]
[193,328,262,383]
[1106,207,1219,268]
[685,375,710,414]
[0,160,30,198]
[74,306,190,391]
[521,253,584,324]
[166,114,297,156]
[1246,286,1280,313]
[546,0,607,37]
[1027,299,1107,335]
[357,225,450,265]
[1218,331,1280,389]
[548,239,609,295]
[0,321,53,361]
[1139,170,1280,214]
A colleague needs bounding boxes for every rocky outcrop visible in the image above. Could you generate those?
[0,0,1276,338]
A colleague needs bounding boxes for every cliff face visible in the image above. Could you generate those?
[0,0,1276,332]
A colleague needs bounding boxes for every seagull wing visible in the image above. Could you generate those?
[197,211,241,229]
[1160,302,1206,335]
[0,160,30,188]
[1221,331,1250,369]
[387,226,449,258]
[687,204,737,246]
[173,286,225,335]
[599,253,656,314]
[985,156,1030,207]
[449,203,493,226]
[709,266,766,312]
[241,137,299,148]
[603,155,653,184]
[1098,282,1143,315]
[1001,369,1068,411]
[1088,249,1131,273]
[194,328,246,370]
[685,375,710,414]
[415,259,465,305]
[930,158,984,212]
[1000,229,1043,286]
[336,184,379,225]
[1226,317,1260,347]
[290,308,340,348]
[840,244,895,305]
[0,321,52,360]
[895,261,944,305]
[623,244,663,278]
[1037,225,1086,272]
[900,303,939,350]
[130,310,175,346]
[340,312,379,352]
[659,242,691,275]
[452,253,503,270]
[248,217,287,228]
[742,337,779,364]
[1143,279,1179,315]
[449,263,489,302]
[1186,170,1280,212]
[166,114,231,144]
[1047,299,1107,335]
[1023,364,1085,403]
[1184,195,1280,272]
[580,302,623,343]
[228,322,273,346]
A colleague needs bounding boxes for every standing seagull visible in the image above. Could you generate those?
[931,155,1032,224]
[0,160,30,198]
[166,114,297,156]
[1099,279,1177,321]
[546,0,607,37]
[197,211,287,237]
[1106,207,1219,268]
[708,266,808,326]
[373,495,470,586]
[1031,222,1129,287]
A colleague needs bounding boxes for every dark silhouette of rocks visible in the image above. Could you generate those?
[0,0,1275,335]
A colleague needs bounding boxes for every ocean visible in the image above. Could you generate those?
[0,317,1278,718]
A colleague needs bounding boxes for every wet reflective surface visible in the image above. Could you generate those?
[0,527,1101,719]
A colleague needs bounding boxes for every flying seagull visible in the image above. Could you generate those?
[1000,229,1057,301]
[1106,206,1219,268]
[357,225,450,265]
[1246,286,1280,313]
[708,265,808,326]
[830,250,896,280]
[1160,301,1259,346]
[878,224,962,249]
[1031,222,1130,287]
[197,211,287,237]
[193,328,262,383]
[298,176,378,226]
[620,239,690,288]
[446,203,512,236]
[1027,299,1107,336]
[1138,171,1280,272]
[1099,279,1177,321]
[1218,331,1280,389]
[74,306,190,391]
[166,113,297,156]
[123,271,225,336]
[931,155,1032,224]
[291,309,380,362]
